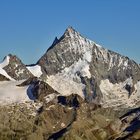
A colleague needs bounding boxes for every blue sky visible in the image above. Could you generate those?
[0,0,140,64]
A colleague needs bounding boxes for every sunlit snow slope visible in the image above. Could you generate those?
[0,80,31,105]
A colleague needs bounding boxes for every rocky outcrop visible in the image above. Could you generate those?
[117,107,140,139]
[18,77,59,102]
[31,80,59,101]
[57,94,84,108]
[0,74,10,81]
[0,102,76,140]
[17,77,38,86]
[3,54,33,80]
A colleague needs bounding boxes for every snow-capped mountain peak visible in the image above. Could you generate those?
[1,54,33,80]
[38,27,140,108]
[1,27,140,140]
[0,27,139,109]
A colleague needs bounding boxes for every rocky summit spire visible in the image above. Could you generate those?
[48,26,80,50]
[52,37,59,46]
[63,26,80,38]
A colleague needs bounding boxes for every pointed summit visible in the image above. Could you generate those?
[63,26,80,38]
[65,26,75,33]
[2,54,33,80]
[48,26,80,51]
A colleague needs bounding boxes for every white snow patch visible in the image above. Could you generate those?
[33,102,43,110]
[17,69,24,75]
[94,44,109,63]
[118,57,123,67]
[44,93,56,103]
[124,77,133,86]
[95,43,102,48]
[15,64,18,68]
[118,58,128,69]
[0,67,15,81]
[27,65,42,77]
[61,123,66,128]
[64,58,91,78]
[108,56,113,70]
[0,56,10,68]
[80,64,91,78]
[46,105,55,110]
[108,54,118,70]
[30,112,37,117]
[46,74,85,98]
[124,60,128,67]
[0,80,32,105]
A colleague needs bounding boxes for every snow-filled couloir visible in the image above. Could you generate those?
[0,80,32,105]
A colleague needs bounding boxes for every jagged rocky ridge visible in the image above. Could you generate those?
[3,54,33,80]
[0,54,33,80]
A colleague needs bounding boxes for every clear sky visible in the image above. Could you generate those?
[0,0,140,64]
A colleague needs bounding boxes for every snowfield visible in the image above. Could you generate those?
[0,81,32,105]
[27,65,42,77]
[47,74,85,98]
[99,78,140,108]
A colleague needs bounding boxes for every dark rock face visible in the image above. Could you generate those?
[80,76,102,103]
[91,48,140,84]
[37,27,86,75]
[124,84,135,97]
[57,94,84,108]
[0,101,76,140]
[116,107,140,139]
[19,77,59,101]
[17,77,38,86]
[3,54,33,80]
[0,74,10,81]
[31,80,58,101]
